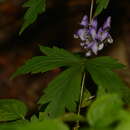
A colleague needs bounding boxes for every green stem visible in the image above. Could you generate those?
[74,73,86,130]
[90,0,94,23]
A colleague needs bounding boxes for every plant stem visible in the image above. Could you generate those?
[74,73,86,130]
[90,0,94,23]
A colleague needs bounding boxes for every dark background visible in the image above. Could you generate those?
[0,0,130,113]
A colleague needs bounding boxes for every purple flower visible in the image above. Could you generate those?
[74,15,113,57]
[89,28,97,40]
[103,16,111,30]
[80,15,88,26]
[91,18,98,29]
[87,41,98,55]
[74,29,88,41]
[97,28,109,41]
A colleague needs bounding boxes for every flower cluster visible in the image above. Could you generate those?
[74,15,113,56]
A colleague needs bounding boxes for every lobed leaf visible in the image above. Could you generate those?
[39,46,81,60]
[85,56,125,70]
[85,57,130,104]
[11,46,81,79]
[19,0,46,34]
[39,66,83,118]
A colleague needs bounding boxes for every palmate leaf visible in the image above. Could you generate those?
[39,65,83,118]
[0,99,28,121]
[85,56,130,104]
[94,0,110,16]
[19,0,46,34]
[11,46,81,79]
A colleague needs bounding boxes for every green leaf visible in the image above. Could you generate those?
[59,113,86,122]
[0,99,27,121]
[39,66,83,118]
[94,0,110,16]
[116,111,130,130]
[80,127,113,130]
[85,57,130,103]
[17,119,69,130]
[11,46,80,79]
[97,85,107,97]
[19,0,46,34]
[116,121,130,130]
[81,88,92,108]
[87,94,123,127]
[85,56,125,70]
[0,120,28,130]
[39,46,81,61]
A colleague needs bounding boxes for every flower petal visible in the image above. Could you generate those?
[101,31,109,41]
[91,42,98,54]
[89,28,97,40]
[91,18,98,29]
[74,29,88,41]
[87,41,98,55]
[98,43,104,50]
[97,28,109,41]
[107,34,113,44]
[85,51,91,57]
[80,15,88,26]
[103,16,111,30]
[80,42,85,47]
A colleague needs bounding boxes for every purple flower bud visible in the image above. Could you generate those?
[80,15,88,26]
[103,16,111,30]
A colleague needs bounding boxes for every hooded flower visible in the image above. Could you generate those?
[74,15,113,56]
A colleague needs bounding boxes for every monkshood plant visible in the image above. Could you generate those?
[0,0,130,130]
